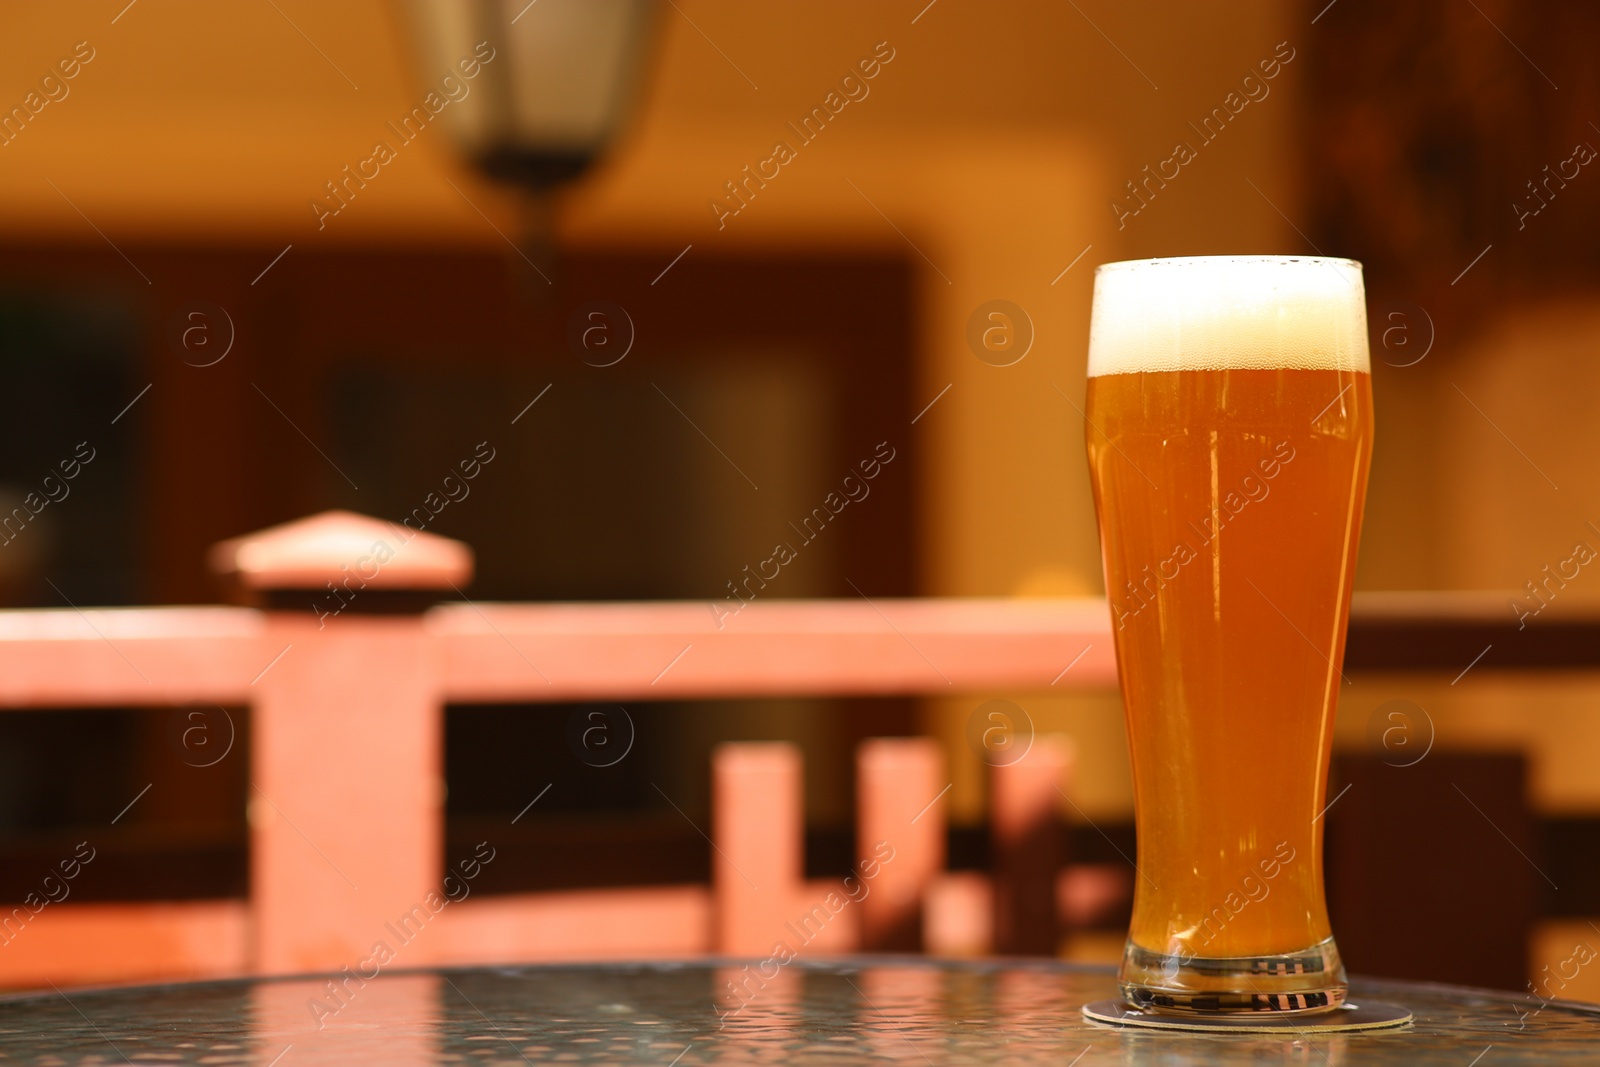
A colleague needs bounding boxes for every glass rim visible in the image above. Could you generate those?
[1094,254,1363,274]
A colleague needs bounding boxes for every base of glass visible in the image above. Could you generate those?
[1118,937,1347,1016]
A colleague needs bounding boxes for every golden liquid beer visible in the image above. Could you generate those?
[1084,257,1373,1014]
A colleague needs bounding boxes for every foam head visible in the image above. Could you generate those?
[1087,256,1369,377]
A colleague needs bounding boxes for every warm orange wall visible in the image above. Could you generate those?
[0,0,1316,593]
[0,2,456,241]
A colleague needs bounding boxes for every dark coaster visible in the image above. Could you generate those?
[1083,999,1413,1033]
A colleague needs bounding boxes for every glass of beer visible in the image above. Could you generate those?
[1084,256,1373,1014]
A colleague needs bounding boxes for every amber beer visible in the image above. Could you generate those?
[1085,256,1373,1014]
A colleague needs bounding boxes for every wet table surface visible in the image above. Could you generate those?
[2,959,1596,1066]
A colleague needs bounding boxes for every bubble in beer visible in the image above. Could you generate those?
[965,699,1035,766]
[567,705,635,768]
[966,300,1034,367]
[1365,699,1434,768]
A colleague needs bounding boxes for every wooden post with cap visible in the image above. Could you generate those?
[211,510,471,974]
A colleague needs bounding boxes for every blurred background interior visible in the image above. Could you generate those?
[0,0,1597,999]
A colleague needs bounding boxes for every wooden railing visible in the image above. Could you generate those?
[0,511,1116,986]
[1,509,1585,987]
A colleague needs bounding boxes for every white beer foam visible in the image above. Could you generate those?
[1087,256,1369,377]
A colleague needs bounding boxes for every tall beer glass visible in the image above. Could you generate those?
[1084,256,1373,1014]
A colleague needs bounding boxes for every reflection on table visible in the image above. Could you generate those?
[7,959,1600,1066]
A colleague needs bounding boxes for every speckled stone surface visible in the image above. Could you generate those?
[0,959,1594,1065]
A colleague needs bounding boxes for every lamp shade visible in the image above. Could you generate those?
[404,0,656,190]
